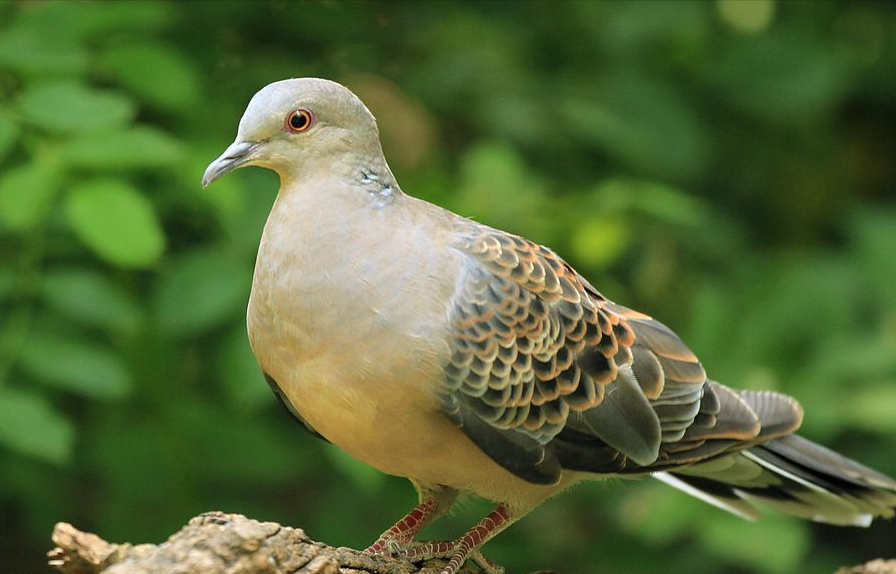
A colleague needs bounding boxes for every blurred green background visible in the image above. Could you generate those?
[1,1,895,573]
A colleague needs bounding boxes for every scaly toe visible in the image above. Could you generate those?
[470,550,504,574]
[365,534,409,556]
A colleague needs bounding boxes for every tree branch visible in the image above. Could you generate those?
[46,512,480,574]
[835,560,896,574]
[46,511,895,574]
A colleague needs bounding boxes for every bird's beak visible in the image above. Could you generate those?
[202,140,262,188]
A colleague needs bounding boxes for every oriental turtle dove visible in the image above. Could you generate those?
[203,78,896,574]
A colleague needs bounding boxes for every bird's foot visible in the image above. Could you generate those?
[365,493,457,555]
[396,541,504,574]
[397,539,454,561]
[368,500,511,574]
[434,505,511,574]
[364,532,411,556]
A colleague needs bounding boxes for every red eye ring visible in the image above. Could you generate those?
[286,109,313,133]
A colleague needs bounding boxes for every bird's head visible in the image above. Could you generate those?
[202,78,381,188]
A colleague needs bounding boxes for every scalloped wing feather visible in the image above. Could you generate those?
[443,229,636,445]
[440,224,801,482]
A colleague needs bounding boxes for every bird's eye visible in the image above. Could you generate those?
[285,109,313,133]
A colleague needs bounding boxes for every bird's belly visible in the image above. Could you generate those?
[246,273,445,473]
[247,300,567,507]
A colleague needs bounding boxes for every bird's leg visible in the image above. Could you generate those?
[365,498,444,555]
[365,488,458,555]
[399,504,515,574]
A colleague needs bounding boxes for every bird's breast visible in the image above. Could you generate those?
[246,190,461,475]
[243,188,577,507]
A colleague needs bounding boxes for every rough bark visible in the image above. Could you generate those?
[46,512,485,574]
[835,561,896,574]
[46,511,894,574]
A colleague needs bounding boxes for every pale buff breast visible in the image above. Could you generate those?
[246,185,577,509]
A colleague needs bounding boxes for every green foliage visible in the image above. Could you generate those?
[154,249,252,337]
[1,1,895,573]
[18,328,132,399]
[102,43,201,112]
[39,268,142,334]
[59,126,184,170]
[65,179,166,268]
[18,82,136,134]
[0,22,89,76]
[0,158,61,230]
[0,110,19,161]
[0,385,74,464]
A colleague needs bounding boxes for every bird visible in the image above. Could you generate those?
[202,78,896,574]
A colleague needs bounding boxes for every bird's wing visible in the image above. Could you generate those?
[439,224,801,484]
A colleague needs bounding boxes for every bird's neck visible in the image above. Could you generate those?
[277,149,404,208]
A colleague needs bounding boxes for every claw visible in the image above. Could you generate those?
[366,491,458,556]
[385,538,403,555]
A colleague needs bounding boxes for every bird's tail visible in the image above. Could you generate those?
[655,434,896,526]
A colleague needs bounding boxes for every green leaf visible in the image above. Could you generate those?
[154,249,252,337]
[0,109,19,161]
[0,386,74,464]
[18,82,135,134]
[570,214,631,269]
[0,24,88,76]
[65,179,166,269]
[853,210,896,308]
[59,126,184,170]
[0,267,15,301]
[561,72,708,181]
[18,330,133,399]
[40,268,141,333]
[846,385,896,434]
[103,43,201,111]
[10,0,173,43]
[704,32,851,124]
[0,158,61,231]
[194,164,279,256]
[698,513,809,574]
[618,481,705,545]
[218,324,269,409]
[454,142,553,243]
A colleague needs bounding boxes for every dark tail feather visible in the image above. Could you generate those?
[656,434,896,526]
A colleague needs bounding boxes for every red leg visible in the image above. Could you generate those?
[365,491,456,555]
[398,505,514,574]
[443,506,510,574]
